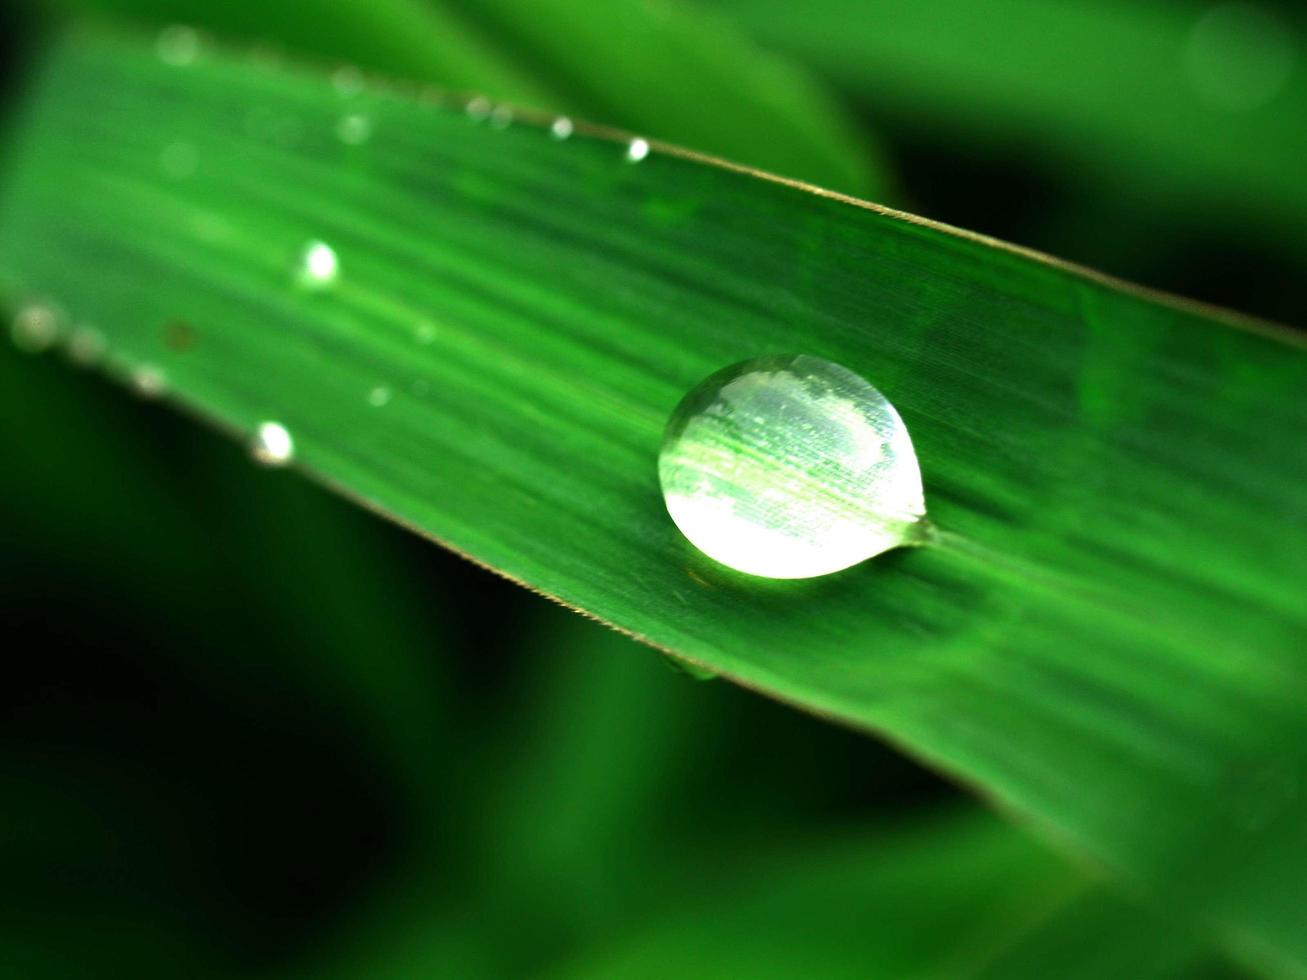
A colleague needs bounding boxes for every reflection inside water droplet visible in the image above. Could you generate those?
[251,421,295,466]
[550,117,574,140]
[659,355,927,579]
[297,240,339,287]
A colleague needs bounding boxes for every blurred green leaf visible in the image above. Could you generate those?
[41,0,883,194]
[2,29,1306,978]
[715,0,1307,252]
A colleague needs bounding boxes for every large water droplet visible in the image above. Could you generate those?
[659,355,926,579]
[550,117,574,140]
[251,421,295,466]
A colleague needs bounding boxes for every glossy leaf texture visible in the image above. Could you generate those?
[42,0,884,195]
[2,30,1306,977]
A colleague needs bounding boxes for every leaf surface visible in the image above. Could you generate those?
[2,30,1306,976]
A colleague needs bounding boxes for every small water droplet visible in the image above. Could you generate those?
[414,320,437,344]
[156,25,200,67]
[626,138,650,163]
[66,325,107,366]
[332,65,365,97]
[489,105,514,129]
[297,240,339,288]
[10,302,63,353]
[367,385,392,407]
[336,112,372,145]
[1186,3,1296,111]
[251,421,295,466]
[659,355,927,579]
[550,116,574,140]
[160,140,198,179]
[130,364,167,399]
[465,96,491,122]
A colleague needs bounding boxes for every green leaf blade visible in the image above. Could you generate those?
[3,30,1307,976]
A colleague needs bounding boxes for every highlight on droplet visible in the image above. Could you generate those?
[251,421,295,466]
[296,240,339,288]
[626,138,650,163]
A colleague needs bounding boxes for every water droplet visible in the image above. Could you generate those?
[130,364,167,398]
[1186,3,1296,111]
[336,113,372,145]
[66,325,107,366]
[332,65,365,97]
[414,320,437,345]
[626,138,650,163]
[297,240,339,288]
[251,421,295,466]
[550,116,574,140]
[10,302,63,353]
[156,25,200,67]
[160,140,198,179]
[659,355,926,579]
[465,96,491,122]
[489,105,514,129]
[367,385,392,407]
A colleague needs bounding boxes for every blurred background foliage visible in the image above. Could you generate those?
[0,0,1301,977]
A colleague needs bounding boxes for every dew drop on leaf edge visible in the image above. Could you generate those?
[658,354,927,580]
[251,421,295,466]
